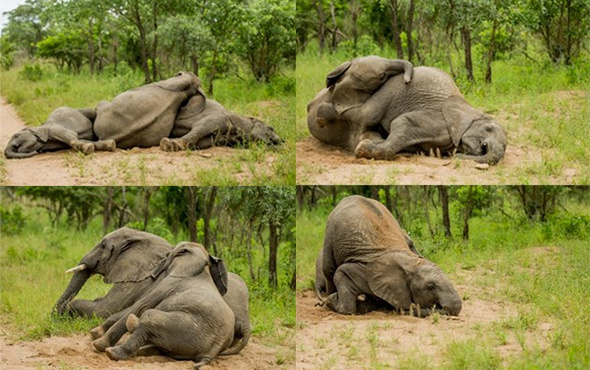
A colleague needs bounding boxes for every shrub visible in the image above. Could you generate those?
[18,64,44,82]
[0,205,26,235]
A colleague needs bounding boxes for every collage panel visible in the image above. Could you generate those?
[296,185,590,368]
[0,0,295,186]
[0,186,296,369]
[296,1,589,185]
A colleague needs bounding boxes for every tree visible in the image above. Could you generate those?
[36,31,86,72]
[3,0,49,58]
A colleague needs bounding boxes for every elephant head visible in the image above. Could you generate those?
[53,227,172,315]
[249,119,284,146]
[367,251,462,316]
[443,96,507,165]
[4,128,49,159]
[161,242,228,296]
[326,56,413,115]
[156,71,205,98]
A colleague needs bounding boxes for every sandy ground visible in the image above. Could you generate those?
[0,330,289,369]
[296,248,557,369]
[296,137,579,185]
[0,97,279,185]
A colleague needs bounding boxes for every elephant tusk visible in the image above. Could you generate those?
[65,264,87,274]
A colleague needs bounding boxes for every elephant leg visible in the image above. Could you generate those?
[70,282,142,319]
[92,139,116,152]
[161,116,231,152]
[48,126,95,155]
[325,263,371,315]
[355,111,447,160]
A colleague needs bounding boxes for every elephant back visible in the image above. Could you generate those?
[326,195,410,266]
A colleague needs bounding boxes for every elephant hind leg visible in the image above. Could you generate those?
[326,263,372,315]
[93,139,116,152]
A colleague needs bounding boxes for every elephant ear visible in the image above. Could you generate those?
[442,96,484,147]
[105,239,169,284]
[326,61,352,88]
[31,127,50,143]
[149,254,169,279]
[367,254,412,311]
[209,255,229,296]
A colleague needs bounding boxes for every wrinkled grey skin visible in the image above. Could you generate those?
[89,248,250,356]
[321,195,462,316]
[92,243,234,369]
[95,72,202,149]
[4,107,115,159]
[53,227,172,318]
[308,59,506,165]
[160,93,283,152]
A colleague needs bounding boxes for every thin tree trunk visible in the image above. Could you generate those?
[423,187,435,237]
[297,186,305,212]
[103,187,113,235]
[462,186,474,240]
[485,17,498,84]
[87,18,95,74]
[151,2,158,81]
[142,188,153,231]
[314,0,326,54]
[461,26,475,82]
[290,267,296,290]
[329,1,339,51]
[118,186,128,227]
[203,187,217,252]
[187,187,198,243]
[406,0,415,63]
[388,0,405,59]
[246,224,256,281]
[439,185,452,239]
[268,220,278,288]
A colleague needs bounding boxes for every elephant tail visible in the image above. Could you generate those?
[220,320,251,356]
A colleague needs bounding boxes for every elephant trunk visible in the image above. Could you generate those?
[4,146,37,159]
[53,268,92,316]
[442,296,462,316]
[458,141,506,165]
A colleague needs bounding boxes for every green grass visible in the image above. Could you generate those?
[296,196,590,368]
[296,48,590,183]
[0,204,295,357]
[0,64,295,185]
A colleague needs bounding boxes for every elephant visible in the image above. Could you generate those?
[94,72,202,149]
[308,57,507,165]
[159,92,283,152]
[320,195,462,316]
[53,227,172,318]
[92,242,235,369]
[4,107,116,159]
[89,246,251,356]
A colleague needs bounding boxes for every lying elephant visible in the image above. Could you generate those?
[93,243,235,368]
[308,56,507,165]
[4,107,115,159]
[94,72,202,148]
[320,195,462,316]
[160,92,283,152]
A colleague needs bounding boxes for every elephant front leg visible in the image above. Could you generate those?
[92,139,116,152]
[161,116,231,152]
[49,126,96,155]
[325,263,372,315]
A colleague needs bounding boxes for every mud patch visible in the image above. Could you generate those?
[0,330,288,369]
[0,97,280,185]
[296,136,571,185]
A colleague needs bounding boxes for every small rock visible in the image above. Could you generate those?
[198,153,212,158]
[442,160,452,166]
[475,163,490,170]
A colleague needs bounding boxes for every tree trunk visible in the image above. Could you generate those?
[370,186,380,201]
[204,187,217,252]
[87,18,95,74]
[406,0,415,63]
[268,219,278,288]
[461,26,475,82]
[132,6,151,83]
[186,187,198,243]
[462,186,474,240]
[290,267,296,290]
[103,187,113,235]
[329,1,339,51]
[151,2,158,81]
[246,224,256,281]
[423,187,435,237]
[142,188,153,231]
[314,0,326,54]
[190,55,199,76]
[439,185,452,239]
[388,0,405,59]
[485,17,498,84]
[118,186,128,227]
[296,186,305,212]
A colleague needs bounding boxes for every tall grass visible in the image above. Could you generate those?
[0,203,295,352]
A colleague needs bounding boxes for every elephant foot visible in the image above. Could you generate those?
[126,314,140,333]
[103,139,116,152]
[355,139,377,159]
[105,345,131,361]
[160,137,187,152]
[93,337,110,352]
[90,326,105,340]
[78,142,95,155]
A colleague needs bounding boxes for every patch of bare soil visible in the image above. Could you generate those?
[295,137,572,185]
[0,330,287,370]
[296,262,553,369]
[0,97,278,185]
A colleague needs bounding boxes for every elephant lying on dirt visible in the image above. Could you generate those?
[92,243,235,368]
[94,72,202,148]
[53,227,172,318]
[4,107,115,159]
[160,91,283,152]
[319,195,462,316]
[308,56,507,165]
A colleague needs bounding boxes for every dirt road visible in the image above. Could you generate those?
[0,97,279,185]
[0,330,289,370]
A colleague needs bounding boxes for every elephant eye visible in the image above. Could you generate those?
[427,283,436,291]
[485,125,493,132]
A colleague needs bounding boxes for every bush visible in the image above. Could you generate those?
[338,35,381,58]
[18,64,44,82]
[0,205,26,235]
[126,217,174,242]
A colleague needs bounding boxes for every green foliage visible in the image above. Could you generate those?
[338,35,381,58]
[18,63,44,82]
[0,205,26,235]
[36,31,86,73]
[126,217,174,242]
